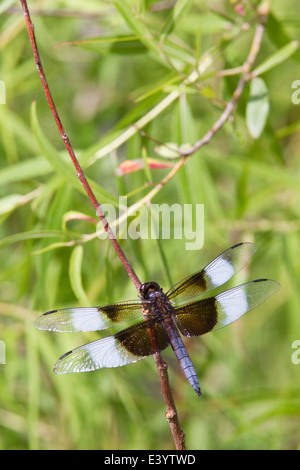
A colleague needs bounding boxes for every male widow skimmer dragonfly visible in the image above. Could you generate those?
[35,242,280,396]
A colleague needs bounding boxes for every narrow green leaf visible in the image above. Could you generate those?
[266,12,300,63]
[69,245,90,306]
[141,147,153,183]
[275,118,300,139]
[0,188,41,218]
[0,157,51,186]
[246,78,269,139]
[154,143,181,159]
[72,35,147,55]
[32,241,76,255]
[0,0,15,14]
[0,230,63,248]
[113,0,164,62]
[0,194,26,216]
[253,40,299,76]
[30,101,118,206]
[30,102,81,185]
[160,0,194,41]
[154,142,192,159]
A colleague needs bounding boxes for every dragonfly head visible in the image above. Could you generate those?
[140,281,162,300]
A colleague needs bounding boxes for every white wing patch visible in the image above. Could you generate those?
[214,280,280,330]
[35,308,110,332]
[34,302,144,333]
[206,258,235,288]
[54,336,146,374]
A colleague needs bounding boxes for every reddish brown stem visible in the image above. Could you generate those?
[19,0,185,450]
[154,356,186,449]
[19,0,140,291]
[19,1,268,451]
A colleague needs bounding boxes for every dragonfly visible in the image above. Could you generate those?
[35,242,280,396]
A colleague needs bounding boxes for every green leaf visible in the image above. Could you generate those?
[72,35,147,55]
[30,102,118,206]
[0,157,51,186]
[0,0,15,14]
[266,12,300,63]
[160,0,194,41]
[154,142,193,159]
[0,230,63,248]
[141,147,153,183]
[30,102,82,185]
[0,194,26,216]
[275,118,300,139]
[253,40,299,76]
[32,241,76,255]
[0,190,37,224]
[69,245,90,306]
[113,0,165,62]
[246,78,269,139]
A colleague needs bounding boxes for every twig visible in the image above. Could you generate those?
[19,0,140,291]
[88,51,214,166]
[19,0,185,450]
[180,8,268,157]
[155,357,186,449]
[85,7,269,219]
[126,4,270,210]
[19,0,269,451]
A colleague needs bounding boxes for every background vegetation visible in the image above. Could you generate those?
[1,0,300,450]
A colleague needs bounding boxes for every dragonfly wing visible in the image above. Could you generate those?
[214,279,280,330]
[174,279,280,337]
[54,320,170,374]
[167,242,257,304]
[35,301,146,332]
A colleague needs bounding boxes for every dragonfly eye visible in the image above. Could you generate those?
[140,282,161,299]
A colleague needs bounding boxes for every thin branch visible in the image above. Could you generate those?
[19,0,185,450]
[19,0,269,451]
[19,0,140,291]
[181,10,268,157]
[84,7,270,220]
[155,357,186,449]
[88,52,214,166]
[128,4,270,209]
[85,16,257,166]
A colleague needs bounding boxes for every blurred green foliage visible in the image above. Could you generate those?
[1,0,300,450]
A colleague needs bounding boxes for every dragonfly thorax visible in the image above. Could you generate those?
[140,281,162,300]
[140,282,174,323]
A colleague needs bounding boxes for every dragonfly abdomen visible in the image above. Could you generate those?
[162,316,201,397]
